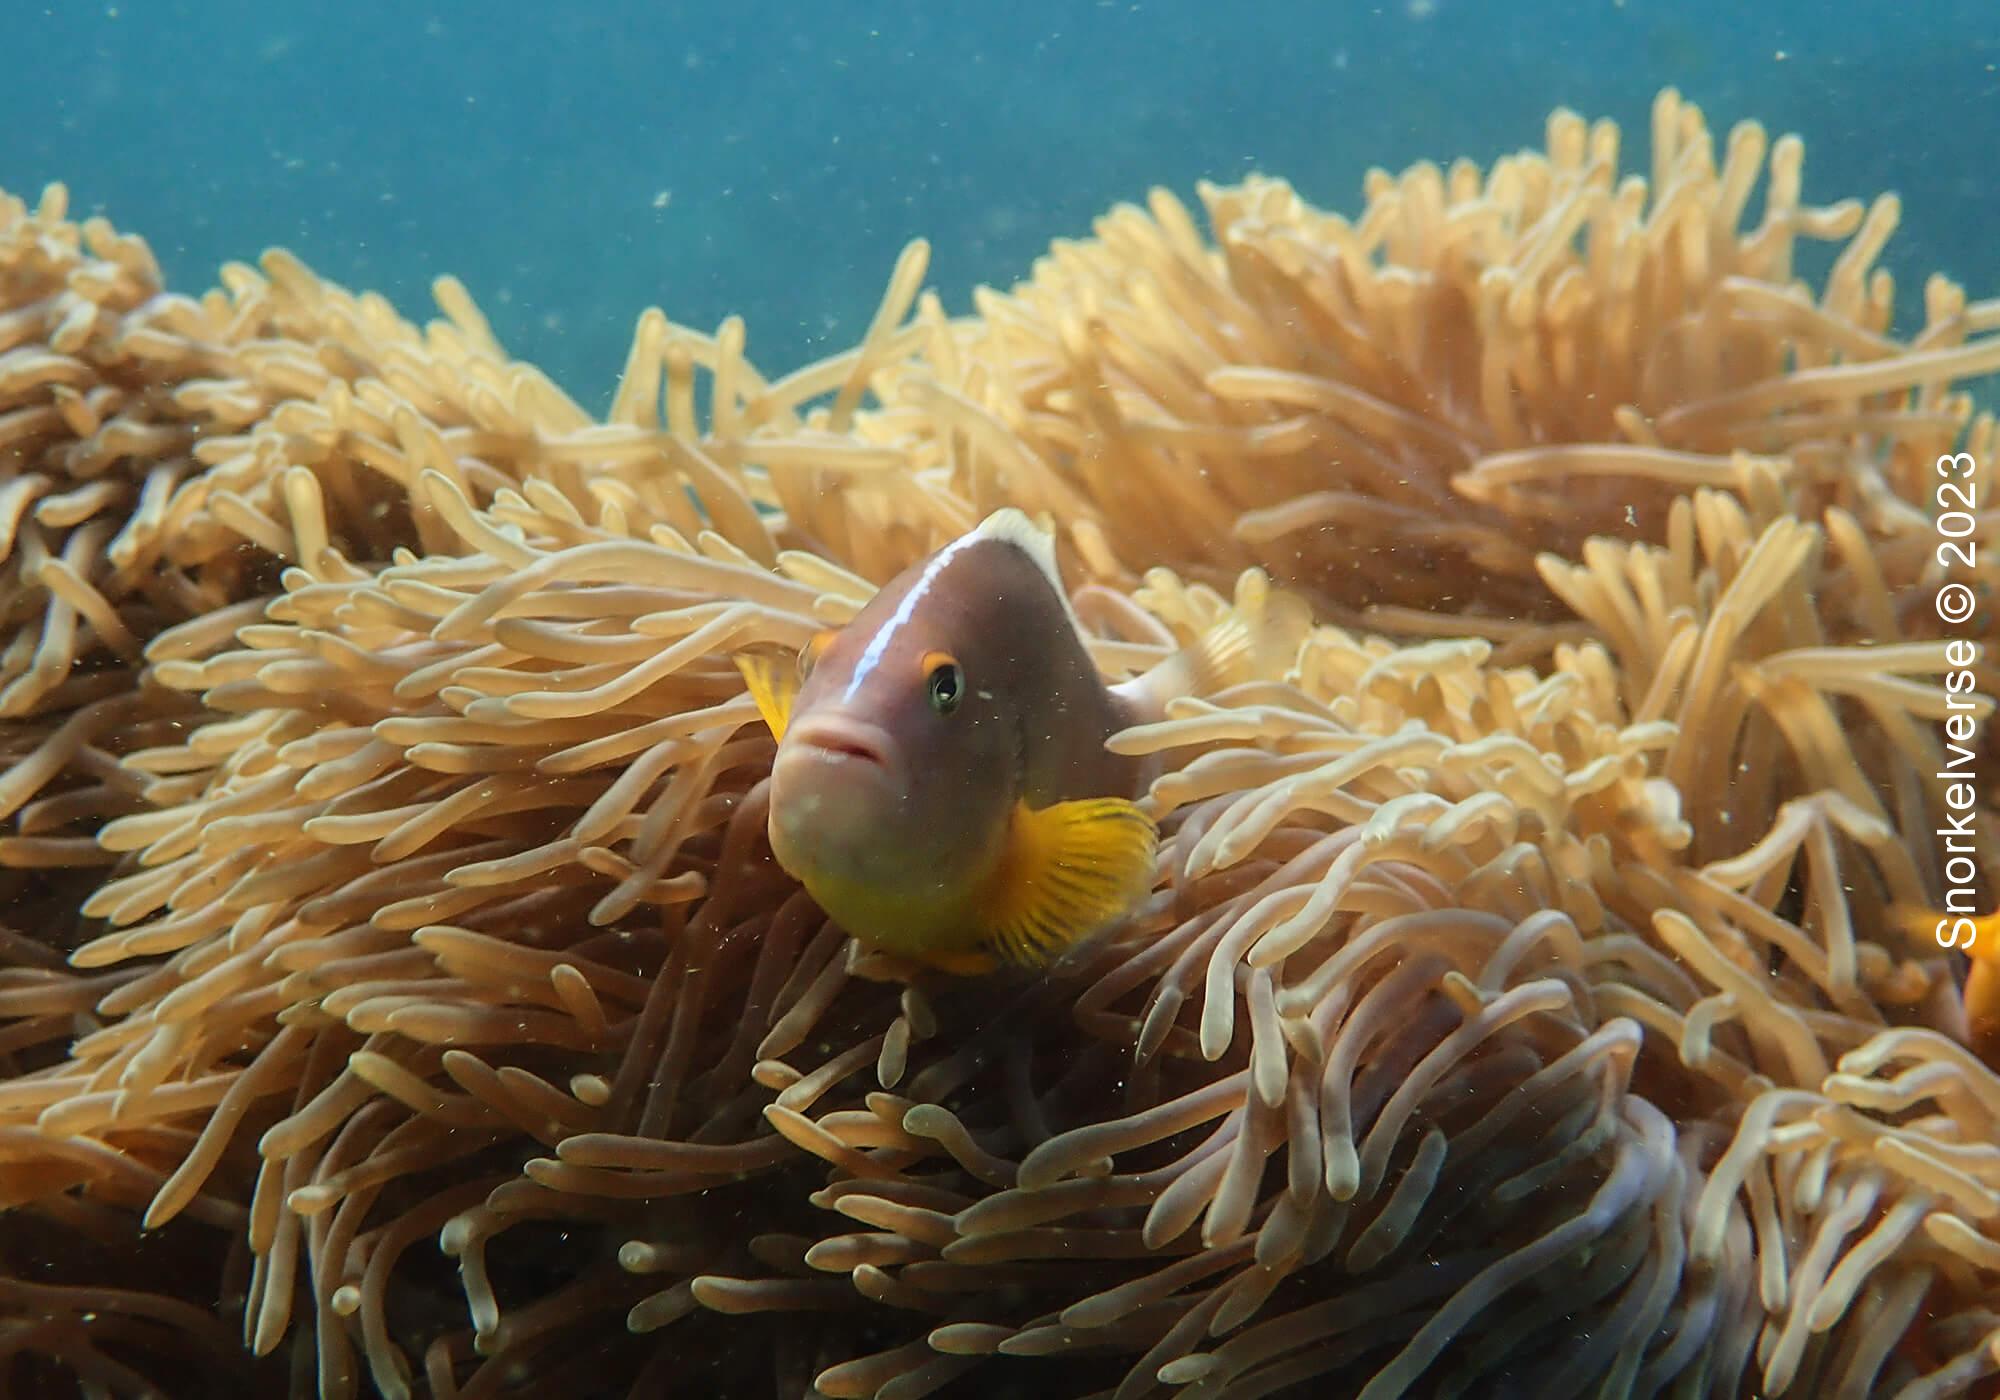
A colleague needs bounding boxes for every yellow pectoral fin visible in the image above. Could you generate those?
[735,652,798,738]
[979,797,1160,967]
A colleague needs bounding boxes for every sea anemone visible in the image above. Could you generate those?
[2,89,1998,1399]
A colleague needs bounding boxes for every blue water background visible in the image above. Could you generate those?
[7,1,1996,408]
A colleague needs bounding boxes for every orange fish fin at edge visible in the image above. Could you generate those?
[735,652,798,739]
[1891,904,2000,962]
[916,949,1000,977]
[1965,962,2000,1063]
[979,797,1159,968]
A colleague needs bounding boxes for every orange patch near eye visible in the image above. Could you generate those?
[921,651,966,715]
[799,629,837,679]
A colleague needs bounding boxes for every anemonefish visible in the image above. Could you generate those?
[734,509,1306,975]
[1894,906,2000,1058]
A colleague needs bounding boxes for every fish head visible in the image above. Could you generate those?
[768,535,1037,903]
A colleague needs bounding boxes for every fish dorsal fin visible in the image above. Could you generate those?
[972,508,1085,634]
[735,651,799,739]
[973,508,1062,587]
[976,797,1159,967]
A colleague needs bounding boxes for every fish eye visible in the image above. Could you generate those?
[924,654,964,715]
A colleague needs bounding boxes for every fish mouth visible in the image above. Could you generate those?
[785,716,897,774]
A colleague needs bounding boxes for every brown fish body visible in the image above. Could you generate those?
[738,509,1299,970]
[868,538,1143,807]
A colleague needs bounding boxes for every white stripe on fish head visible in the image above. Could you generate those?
[841,531,984,705]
